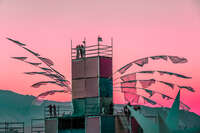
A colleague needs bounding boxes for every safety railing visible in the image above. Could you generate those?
[31,119,45,133]
[72,44,113,59]
[44,104,73,119]
[0,122,24,133]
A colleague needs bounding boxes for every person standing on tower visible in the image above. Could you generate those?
[80,45,85,58]
[48,104,53,117]
[76,45,80,59]
[53,104,57,117]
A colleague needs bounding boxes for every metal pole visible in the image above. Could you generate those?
[98,36,100,56]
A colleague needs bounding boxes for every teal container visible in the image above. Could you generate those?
[72,99,85,116]
[85,97,100,115]
[99,78,113,97]
[101,116,115,133]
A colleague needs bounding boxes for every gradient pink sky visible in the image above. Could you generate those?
[0,0,200,114]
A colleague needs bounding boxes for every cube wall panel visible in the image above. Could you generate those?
[99,78,113,97]
[45,119,58,133]
[85,78,99,97]
[100,57,112,78]
[72,99,85,116]
[85,97,100,115]
[72,79,86,99]
[85,57,98,78]
[72,60,84,79]
[86,117,100,133]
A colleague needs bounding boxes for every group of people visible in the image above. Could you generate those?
[76,44,85,59]
[48,104,57,117]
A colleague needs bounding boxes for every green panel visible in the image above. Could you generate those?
[101,116,115,133]
[85,97,100,115]
[72,99,85,116]
[99,78,113,97]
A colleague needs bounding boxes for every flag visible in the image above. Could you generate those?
[11,57,27,61]
[24,72,46,75]
[27,62,42,66]
[40,67,53,72]
[121,80,137,91]
[157,71,174,76]
[150,55,168,61]
[137,71,155,74]
[157,71,191,79]
[120,73,136,81]
[31,81,57,88]
[23,47,40,56]
[178,86,195,92]
[98,36,103,42]
[144,89,155,97]
[7,37,26,46]
[161,94,172,100]
[143,97,157,105]
[134,57,148,67]
[37,90,68,98]
[139,79,155,88]
[39,57,54,66]
[159,81,174,89]
[168,56,188,64]
[44,73,62,79]
[118,63,133,74]
[172,73,192,79]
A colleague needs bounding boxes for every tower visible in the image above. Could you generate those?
[71,37,115,133]
[71,37,113,116]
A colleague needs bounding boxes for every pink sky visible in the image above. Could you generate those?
[0,0,200,114]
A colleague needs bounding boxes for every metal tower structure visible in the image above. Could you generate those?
[71,37,113,116]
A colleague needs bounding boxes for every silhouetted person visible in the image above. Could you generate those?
[48,104,53,117]
[124,102,131,117]
[80,45,85,58]
[53,104,57,117]
[109,102,114,115]
[76,45,80,59]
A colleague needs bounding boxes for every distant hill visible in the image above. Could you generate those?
[0,90,71,132]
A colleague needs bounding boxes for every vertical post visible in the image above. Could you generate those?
[71,40,72,60]
[111,37,114,107]
[83,37,86,115]
[111,37,113,75]
[71,40,74,113]
[98,36,100,56]
[97,36,100,114]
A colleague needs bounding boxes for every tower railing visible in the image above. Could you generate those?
[71,43,113,59]
[0,122,24,133]
[31,119,45,133]
[44,104,73,119]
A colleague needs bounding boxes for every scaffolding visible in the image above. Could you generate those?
[31,119,45,133]
[0,122,24,133]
